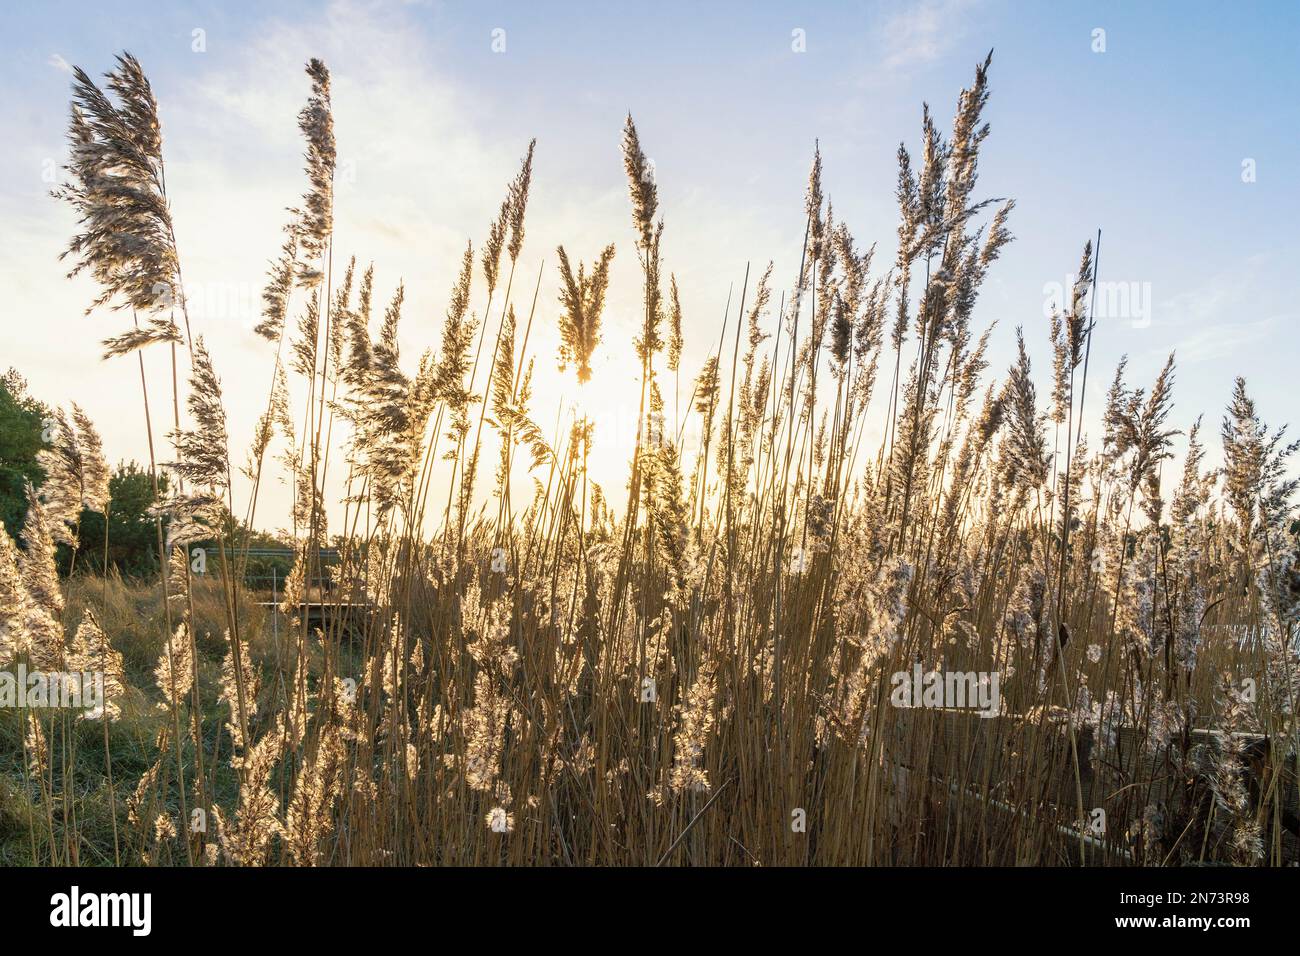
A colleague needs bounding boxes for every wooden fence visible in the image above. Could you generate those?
[886,707,1298,865]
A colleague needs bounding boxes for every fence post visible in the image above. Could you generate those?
[272,565,278,643]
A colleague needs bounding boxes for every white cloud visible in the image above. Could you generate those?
[878,0,981,73]
[1153,253,1293,366]
[1169,317,1277,365]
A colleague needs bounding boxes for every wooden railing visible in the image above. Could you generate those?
[886,707,1298,865]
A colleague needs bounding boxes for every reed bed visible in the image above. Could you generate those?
[1,50,1297,867]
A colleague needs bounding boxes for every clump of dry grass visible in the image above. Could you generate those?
[4,49,1297,868]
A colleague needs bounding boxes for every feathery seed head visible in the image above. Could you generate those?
[621,114,658,250]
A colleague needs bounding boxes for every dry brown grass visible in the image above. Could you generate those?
[1,50,1296,867]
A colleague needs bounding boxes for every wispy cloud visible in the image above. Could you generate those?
[1159,254,1289,358]
[879,0,981,72]
[1169,316,1277,365]
[47,52,71,73]
[1153,253,1294,364]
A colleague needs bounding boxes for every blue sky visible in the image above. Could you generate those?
[1,0,1297,529]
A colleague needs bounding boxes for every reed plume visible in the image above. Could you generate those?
[293,58,336,285]
[555,244,615,384]
[54,53,182,355]
[621,114,657,251]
